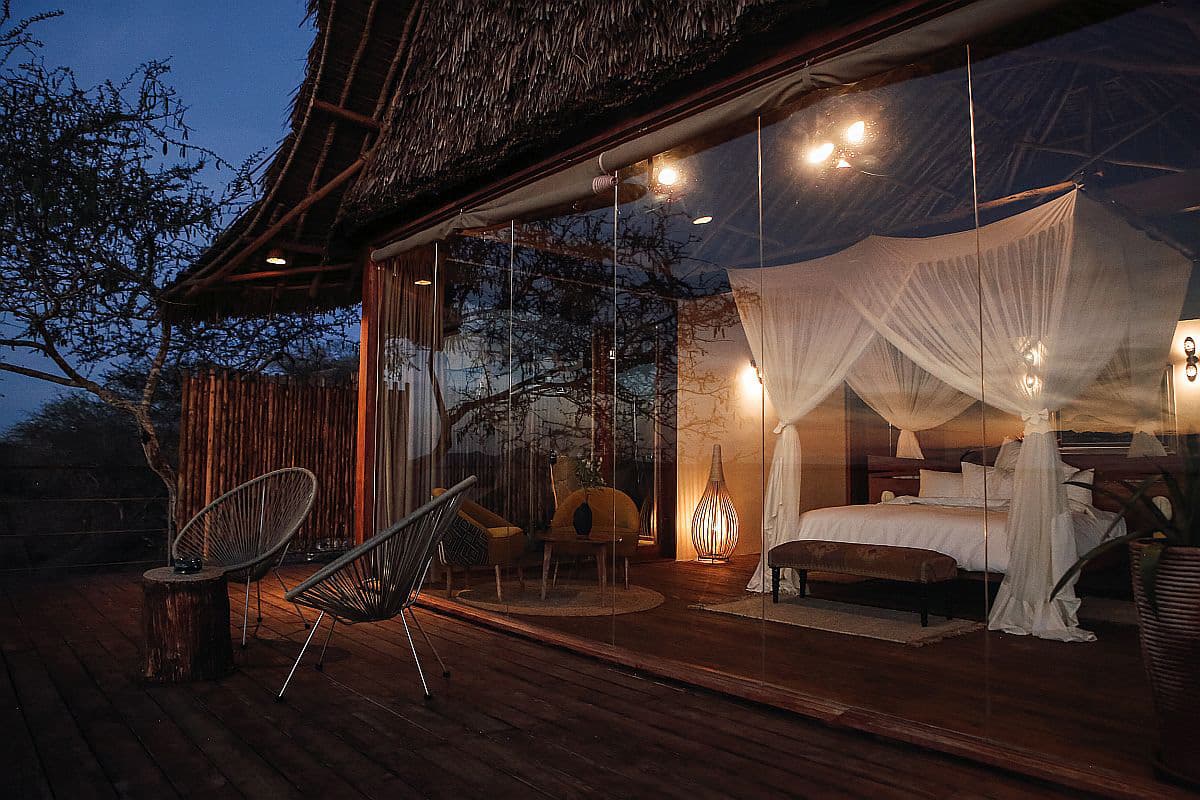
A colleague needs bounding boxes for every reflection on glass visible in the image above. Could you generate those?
[395,0,1200,782]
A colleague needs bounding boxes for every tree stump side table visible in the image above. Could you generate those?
[142,566,234,682]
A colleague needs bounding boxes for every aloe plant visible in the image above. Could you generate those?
[1051,440,1200,612]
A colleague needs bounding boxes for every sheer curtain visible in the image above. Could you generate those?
[846,191,1149,641]
[729,189,1190,639]
[1061,222,1189,456]
[847,337,976,459]
[729,261,875,592]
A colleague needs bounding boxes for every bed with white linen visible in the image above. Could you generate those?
[786,454,1126,575]
[789,495,1125,575]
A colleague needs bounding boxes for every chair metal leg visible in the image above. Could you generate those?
[241,574,252,648]
[400,610,432,698]
[407,607,450,677]
[315,618,337,671]
[277,611,324,700]
[273,568,308,629]
[256,580,263,622]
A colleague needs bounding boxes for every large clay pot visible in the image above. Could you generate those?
[1129,540,1200,788]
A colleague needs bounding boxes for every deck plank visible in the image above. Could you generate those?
[0,569,1111,799]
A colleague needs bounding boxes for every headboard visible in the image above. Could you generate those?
[867,453,1179,530]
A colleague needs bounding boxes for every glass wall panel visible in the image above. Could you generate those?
[969,0,1200,774]
[756,48,985,724]
[614,119,767,676]
[430,231,518,612]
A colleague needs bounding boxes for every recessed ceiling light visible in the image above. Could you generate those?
[692,215,713,225]
[805,141,834,164]
[414,279,432,286]
[845,120,866,144]
[265,247,287,265]
[657,165,680,186]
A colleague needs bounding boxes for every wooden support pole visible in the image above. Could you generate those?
[355,257,379,544]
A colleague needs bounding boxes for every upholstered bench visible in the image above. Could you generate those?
[768,540,958,627]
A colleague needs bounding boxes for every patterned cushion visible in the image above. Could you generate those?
[768,540,957,583]
[441,516,488,567]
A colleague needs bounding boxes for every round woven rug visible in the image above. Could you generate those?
[454,580,665,617]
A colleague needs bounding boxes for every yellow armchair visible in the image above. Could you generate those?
[549,487,640,587]
[432,488,525,600]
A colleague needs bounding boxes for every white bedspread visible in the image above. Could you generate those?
[787,496,1125,574]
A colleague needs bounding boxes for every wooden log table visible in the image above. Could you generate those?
[142,566,234,682]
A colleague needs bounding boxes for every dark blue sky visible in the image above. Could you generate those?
[1,1,315,430]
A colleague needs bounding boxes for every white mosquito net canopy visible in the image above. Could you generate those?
[729,189,1191,641]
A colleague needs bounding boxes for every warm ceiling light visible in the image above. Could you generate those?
[1188,362,1198,382]
[845,120,866,144]
[413,279,432,286]
[835,159,851,169]
[1186,336,1196,357]
[657,165,680,186]
[692,215,713,225]
[805,141,834,164]
[265,247,287,266]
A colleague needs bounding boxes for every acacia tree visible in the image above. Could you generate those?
[0,6,354,530]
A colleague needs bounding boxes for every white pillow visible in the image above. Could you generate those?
[919,469,963,498]
[995,437,1021,471]
[961,461,1014,500]
[1061,464,1094,508]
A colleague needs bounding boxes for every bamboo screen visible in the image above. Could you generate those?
[177,369,357,549]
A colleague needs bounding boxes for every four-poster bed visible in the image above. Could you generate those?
[730,188,1191,640]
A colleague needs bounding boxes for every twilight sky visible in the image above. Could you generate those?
[0,1,315,430]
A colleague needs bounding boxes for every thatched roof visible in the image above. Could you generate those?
[171,0,420,318]
[338,0,855,235]
[176,0,886,316]
[178,0,1200,319]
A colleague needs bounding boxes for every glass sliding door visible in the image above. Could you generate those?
[755,46,985,722]
[967,0,1200,773]
[612,116,768,677]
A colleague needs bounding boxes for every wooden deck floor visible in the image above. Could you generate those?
[0,569,1095,800]
[430,554,1178,797]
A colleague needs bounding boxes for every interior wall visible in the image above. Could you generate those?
[676,299,772,561]
[674,297,851,560]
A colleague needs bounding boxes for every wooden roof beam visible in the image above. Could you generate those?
[225,263,353,283]
[311,98,381,131]
[187,158,366,294]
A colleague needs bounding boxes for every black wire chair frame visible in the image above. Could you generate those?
[172,467,318,646]
[277,476,477,700]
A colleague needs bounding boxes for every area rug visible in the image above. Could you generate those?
[694,595,983,646]
[454,580,665,617]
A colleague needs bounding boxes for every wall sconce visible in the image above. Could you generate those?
[691,445,739,563]
[1186,337,1198,382]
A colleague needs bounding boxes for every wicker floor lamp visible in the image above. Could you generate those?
[691,445,738,563]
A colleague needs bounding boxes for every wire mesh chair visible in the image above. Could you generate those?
[172,468,318,647]
[276,476,476,701]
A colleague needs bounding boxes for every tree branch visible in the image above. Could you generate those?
[0,361,82,388]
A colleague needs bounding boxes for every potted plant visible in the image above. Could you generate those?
[1052,449,1200,789]
[571,456,607,536]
